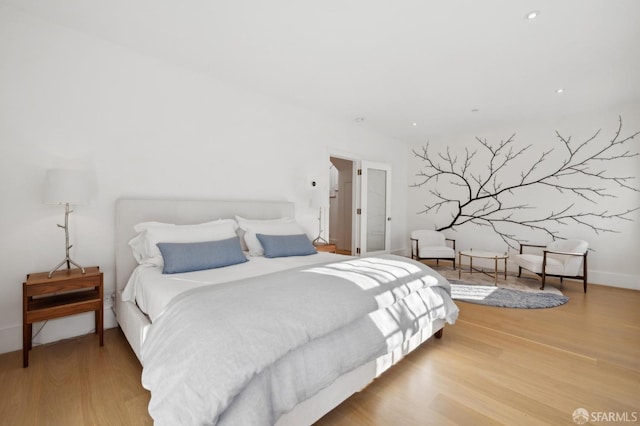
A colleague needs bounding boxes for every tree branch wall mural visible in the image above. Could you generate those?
[410,116,640,249]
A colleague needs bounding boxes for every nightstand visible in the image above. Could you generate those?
[314,243,337,253]
[23,266,103,367]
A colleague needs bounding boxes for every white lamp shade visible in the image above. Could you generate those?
[44,169,90,205]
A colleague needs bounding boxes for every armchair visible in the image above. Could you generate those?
[513,239,588,292]
[410,230,456,269]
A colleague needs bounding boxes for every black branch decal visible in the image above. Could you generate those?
[411,116,640,249]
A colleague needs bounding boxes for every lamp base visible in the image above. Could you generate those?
[312,206,329,246]
[49,202,86,278]
[48,257,86,279]
[312,236,329,246]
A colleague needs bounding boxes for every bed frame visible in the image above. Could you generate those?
[114,198,445,425]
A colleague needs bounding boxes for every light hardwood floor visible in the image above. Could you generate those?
[1,269,638,425]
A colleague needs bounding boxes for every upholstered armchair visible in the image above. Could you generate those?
[513,239,589,292]
[410,230,456,269]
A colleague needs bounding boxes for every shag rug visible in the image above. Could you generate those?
[449,279,569,309]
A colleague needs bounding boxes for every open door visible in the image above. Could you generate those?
[358,161,392,256]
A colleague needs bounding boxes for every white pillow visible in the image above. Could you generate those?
[128,219,238,266]
[235,216,303,256]
[133,221,176,233]
[235,216,290,251]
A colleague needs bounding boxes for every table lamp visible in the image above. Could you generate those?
[44,169,90,278]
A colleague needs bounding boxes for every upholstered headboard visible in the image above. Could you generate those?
[114,199,295,292]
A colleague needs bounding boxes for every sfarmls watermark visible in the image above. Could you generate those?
[573,408,638,424]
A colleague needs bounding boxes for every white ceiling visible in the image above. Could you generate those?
[5,0,640,143]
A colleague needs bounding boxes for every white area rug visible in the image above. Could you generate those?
[431,265,570,308]
[449,280,569,309]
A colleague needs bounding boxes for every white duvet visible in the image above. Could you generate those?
[139,254,459,425]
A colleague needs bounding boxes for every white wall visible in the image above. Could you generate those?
[407,104,640,289]
[0,6,408,354]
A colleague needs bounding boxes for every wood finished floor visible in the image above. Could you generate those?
[1,266,638,426]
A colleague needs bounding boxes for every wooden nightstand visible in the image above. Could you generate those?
[23,266,103,368]
[314,243,337,253]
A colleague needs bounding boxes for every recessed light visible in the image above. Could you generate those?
[412,122,417,126]
[525,10,540,20]
[556,88,564,94]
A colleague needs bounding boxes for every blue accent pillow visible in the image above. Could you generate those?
[157,237,248,274]
[256,233,317,258]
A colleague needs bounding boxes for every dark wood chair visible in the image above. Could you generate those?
[513,239,588,292]
[410,230,456,269]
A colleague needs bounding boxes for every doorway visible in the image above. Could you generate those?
[329,157,354,255]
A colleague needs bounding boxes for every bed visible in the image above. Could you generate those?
[114,198,459,425]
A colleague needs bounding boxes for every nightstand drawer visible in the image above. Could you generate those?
[26,291,102,323]
[25,274,101,297]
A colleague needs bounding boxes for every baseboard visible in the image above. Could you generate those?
[589,270,640,290]
[392,248,409,257]
[0,324,22,355]
[0,308,117,355]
